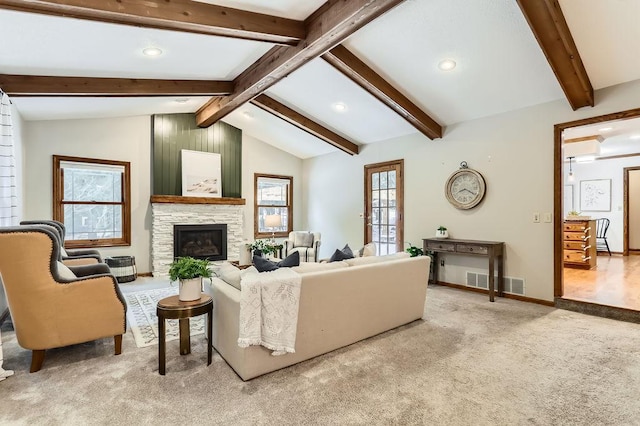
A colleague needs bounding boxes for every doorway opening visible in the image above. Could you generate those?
[555,107,640,313]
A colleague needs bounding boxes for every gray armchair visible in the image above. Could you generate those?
[20,220,103,266]
[283,231,321,262]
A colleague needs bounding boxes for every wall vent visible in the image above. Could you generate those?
[465,272,525,295]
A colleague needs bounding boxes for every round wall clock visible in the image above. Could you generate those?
[445,161,486,210]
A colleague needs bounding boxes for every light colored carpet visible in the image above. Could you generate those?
[125,287,205,348]
[1,285,639,425]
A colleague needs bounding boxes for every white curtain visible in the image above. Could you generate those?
[0,90,15,381]
[0,91,17,226]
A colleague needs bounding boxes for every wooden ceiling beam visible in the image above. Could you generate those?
[0,0,305,45]
[196,0,406,127]
[517,0,594,110]
[251,94,359,156]
[0,74,233,96]
[322,44,442,140]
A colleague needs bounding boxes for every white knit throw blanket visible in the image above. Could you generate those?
[238,268,302,356]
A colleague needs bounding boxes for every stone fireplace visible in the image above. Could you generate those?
[150,195,245,277]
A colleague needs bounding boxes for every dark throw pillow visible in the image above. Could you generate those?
[253,251,300,273]
[278,251,300,268]
[329,244,355,262]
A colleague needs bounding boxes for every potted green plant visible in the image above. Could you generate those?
[405,242,424,257]
[435,226,448,239]
[248,239,283,258]
[168,256,212,301]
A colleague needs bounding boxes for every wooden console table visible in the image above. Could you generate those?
[423,238,505,302]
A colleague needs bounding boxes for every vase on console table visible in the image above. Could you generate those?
[435,227,449,238]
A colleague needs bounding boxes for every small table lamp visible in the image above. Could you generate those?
[264,214,282,241]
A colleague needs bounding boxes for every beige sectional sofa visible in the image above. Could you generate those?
[204,253,431,381]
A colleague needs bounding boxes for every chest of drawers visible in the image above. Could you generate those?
[563,220,597,269]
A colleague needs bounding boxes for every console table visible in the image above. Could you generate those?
[423,238,505,302]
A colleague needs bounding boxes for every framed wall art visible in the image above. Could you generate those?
[579,179,611,212]
[181,150,222,198]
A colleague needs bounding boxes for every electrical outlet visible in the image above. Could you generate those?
[533,212,540,223]
[440,259,445,267]
[543,212,552,223]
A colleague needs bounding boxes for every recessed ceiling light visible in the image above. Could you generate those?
[332,102,347,112]
[598,126,613,132]
[438,59,457,71]
[142,47,163,57]
[242,111,254,119]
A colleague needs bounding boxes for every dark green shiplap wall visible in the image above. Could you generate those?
[152,114,242,197]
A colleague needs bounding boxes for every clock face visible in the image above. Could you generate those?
[445,169,486,209]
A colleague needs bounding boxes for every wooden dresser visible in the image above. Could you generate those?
[563,219,597,269]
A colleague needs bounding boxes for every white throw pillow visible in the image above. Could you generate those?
[217,262,242,290]
[293,232,314,248]
[359,242,376,257]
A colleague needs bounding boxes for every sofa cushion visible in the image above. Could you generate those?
[329,244,355,262]
[344,251,410,266]
[293,232,314,248]
[253,251,300,273]
[290,261,349,274]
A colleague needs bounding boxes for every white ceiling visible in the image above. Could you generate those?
[3,0,640,158]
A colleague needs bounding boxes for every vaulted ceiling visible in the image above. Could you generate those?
[1,0,640,158]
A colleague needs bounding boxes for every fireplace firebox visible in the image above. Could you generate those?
[173,224,227,261]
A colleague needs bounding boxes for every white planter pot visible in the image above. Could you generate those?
[435,230,449,238]
[179,277,202,302]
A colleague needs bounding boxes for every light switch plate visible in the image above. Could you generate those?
[533,212,540,223]
[543,212,552,223]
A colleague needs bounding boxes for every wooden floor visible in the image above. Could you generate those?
[563,254,640,311]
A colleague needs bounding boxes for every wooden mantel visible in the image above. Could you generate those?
[150,195,246,205]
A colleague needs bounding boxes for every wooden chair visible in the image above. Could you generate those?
[0,225,126,372]
[595,218,611,256]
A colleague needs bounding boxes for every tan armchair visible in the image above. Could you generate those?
[0,225,126,372]
[20,220,103,266]
[283,231,321,262]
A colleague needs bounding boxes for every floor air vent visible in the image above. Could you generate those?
[465,272,525,295]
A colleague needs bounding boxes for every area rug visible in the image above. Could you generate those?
[125,287,205,348]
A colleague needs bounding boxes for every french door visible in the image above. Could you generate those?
[364,160,404,255]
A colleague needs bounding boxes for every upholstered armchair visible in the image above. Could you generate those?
[20,220,103,266]
[0,225,126,372]
[283,231,321,262]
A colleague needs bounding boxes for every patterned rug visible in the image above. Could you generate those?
[125,287,205,348]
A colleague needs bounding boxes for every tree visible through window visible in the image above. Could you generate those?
[254,174,292,239]
[53,155,131,248]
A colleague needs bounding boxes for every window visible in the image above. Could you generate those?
[53,155,131,248]
[254,174,292,238]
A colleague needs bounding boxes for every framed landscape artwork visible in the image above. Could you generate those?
[181,150,222,198]
[580,179,611,212]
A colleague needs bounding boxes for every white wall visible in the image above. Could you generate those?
[24,116,153,272]
[241,133,303,243]
[302,79,640,302]
[21,119,302,274]
[564,156,640,253]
